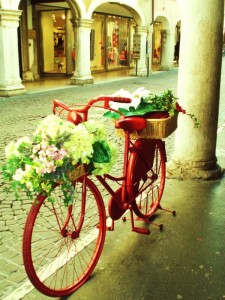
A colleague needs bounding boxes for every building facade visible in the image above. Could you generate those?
[0,0,181,96]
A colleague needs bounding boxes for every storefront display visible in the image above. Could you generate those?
[91,13,135,72]
[153,22,162,64]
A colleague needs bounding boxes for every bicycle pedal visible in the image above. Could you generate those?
[133,227,150,235]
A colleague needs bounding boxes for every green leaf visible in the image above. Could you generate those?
[92,141,111,163]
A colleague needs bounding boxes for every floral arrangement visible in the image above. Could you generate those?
[1,115,118,206]
[104,88,199,127]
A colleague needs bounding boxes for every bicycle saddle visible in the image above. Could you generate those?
[115,117,146,132]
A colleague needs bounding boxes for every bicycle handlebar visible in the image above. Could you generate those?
[52,96,132,124]
[53,96,132,115]
[86,96,132,110]
[105,96,132,103]
[53,99,72,114]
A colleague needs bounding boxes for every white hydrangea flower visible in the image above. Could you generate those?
[16,136,32,147]
[13,168,25,182]
[5,141,19,158]
[109,87,151,110]
[46,161,56,173]
[26,181,33,191]
[64,123,93,164]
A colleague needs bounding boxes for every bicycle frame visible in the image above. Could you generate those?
[96,135,165,210]
[53,97,166,231]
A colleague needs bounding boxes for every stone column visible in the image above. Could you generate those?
[71,19,94,85]
[159,29,170,71]
[146,24,153,76]
[167,0,224,179]
[19,1,34,82]
[159,29,174,71]
[66,10,74,75]
[0,9,25,96]
[130,25,148,76]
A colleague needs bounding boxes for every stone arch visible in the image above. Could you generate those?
[15,0,86,80]
[152,15,174,70]
[154,14,170,30]
[87,0,146,26]
[64,0,86,19]
[16,0,86,19]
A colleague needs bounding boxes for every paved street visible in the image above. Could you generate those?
[0,61,225,300]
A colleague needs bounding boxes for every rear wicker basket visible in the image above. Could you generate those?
[115,115,178,139]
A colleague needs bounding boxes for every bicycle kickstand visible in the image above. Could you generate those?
[123,207,164,231]
[129,206,150,235]
[158,204,176,216]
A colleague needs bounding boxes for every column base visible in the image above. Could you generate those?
[167,159,223,180]
[159,66,172,71]
[70,76,94,85]
[0,84,26,97]
[129,68,147,77]
[22,71,35,82]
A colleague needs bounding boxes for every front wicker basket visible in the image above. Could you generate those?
[115,115,178,139]
[68,164,86,181]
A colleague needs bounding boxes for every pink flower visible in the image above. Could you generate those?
[176,102,186,114]
[46,146,57,157]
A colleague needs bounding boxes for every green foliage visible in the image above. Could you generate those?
[1,115,118,206]
[104,89,199,127]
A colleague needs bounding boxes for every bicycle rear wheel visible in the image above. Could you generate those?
[127,139,166,219]
[23,177,106,297]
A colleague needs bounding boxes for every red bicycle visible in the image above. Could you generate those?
[22,96,176,297]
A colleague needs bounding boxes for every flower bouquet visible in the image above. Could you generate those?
[104,88,199,139]
[1,115,117,206]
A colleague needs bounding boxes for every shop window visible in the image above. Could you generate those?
[91,12,134,72]
[106,15,129,69]
[153,21,162,64]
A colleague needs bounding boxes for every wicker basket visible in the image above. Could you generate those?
[56,164,86,184]
[68,164,86,181]
[115,115,178,139]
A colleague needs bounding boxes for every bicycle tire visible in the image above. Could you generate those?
[127,139,166,219]
[23,177,106,297]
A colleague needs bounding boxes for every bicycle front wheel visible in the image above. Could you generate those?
[23,177,106,297]
[127,139,166,219]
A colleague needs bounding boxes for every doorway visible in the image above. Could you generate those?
[40,10,66,75]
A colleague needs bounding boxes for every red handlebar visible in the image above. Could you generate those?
[52,95,132,122]
[109,96,132,103]
[53,96,131,113]
[88,96,131,109]
[53,99,72,114]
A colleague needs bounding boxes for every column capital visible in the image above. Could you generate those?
[70,18,94,29]
[0,9,22,27]
[134,25,148,35]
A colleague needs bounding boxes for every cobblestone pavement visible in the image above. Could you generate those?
[0,60,225,300]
